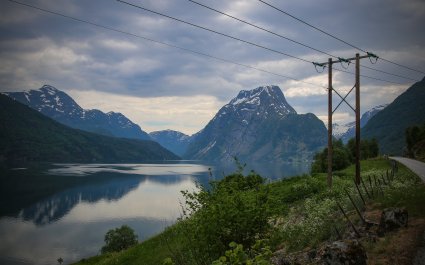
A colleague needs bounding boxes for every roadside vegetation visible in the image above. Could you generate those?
[74,153,425,265]
[405,123,425,162]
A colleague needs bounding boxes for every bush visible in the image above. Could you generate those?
[168,171,271,264]
[101,225,138,253]
[212,241,272,265]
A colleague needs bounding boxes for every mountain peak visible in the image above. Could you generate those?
[231,85,280,104]
[227,85,296,117]
[184,85,326,163]
[39,85,59,94]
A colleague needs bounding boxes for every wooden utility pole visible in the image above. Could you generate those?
[327,58,333,188]
[315,53,377,188]
[355,53,361,185]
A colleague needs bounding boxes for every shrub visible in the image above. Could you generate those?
[212,241,272,265]
[101,225,138,253]
[169,171,271,264]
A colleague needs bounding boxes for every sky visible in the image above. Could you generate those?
[0,0,424,135]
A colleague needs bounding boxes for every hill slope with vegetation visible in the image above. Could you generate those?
[73,157,425,265]
[0,94,179,163]
[362,78,425,155]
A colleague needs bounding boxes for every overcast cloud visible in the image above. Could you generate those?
[0,0,424,134]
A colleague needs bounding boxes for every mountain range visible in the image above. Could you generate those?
[333,104,388,142]
[149,130,191,156]
[4,85,151,140]
[184,85,327,163]
[0,94,178,163]
[4,78,424,163]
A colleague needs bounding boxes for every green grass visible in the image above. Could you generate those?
[76,225,182,265]
[72,158,425,265]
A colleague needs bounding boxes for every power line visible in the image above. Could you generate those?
[188,0,335,58]
[333,67,404,85]
[258,0,367,53]
[5,0,325,89]
[257,0,425,75]
[116,0,312,64]
[379,58,425,75]
[6,0,413,88]
[189,0,420,82]
[119,0,417,84]
[360,65,419,81]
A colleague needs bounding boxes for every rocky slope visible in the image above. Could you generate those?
[184,85,327,163]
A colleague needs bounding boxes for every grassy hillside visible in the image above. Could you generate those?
[362,78,425,155]
[73,158,425,265]
[0,94,179,163]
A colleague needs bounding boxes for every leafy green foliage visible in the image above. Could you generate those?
[405,123,425,161]
[101,225,138,254]
[311,139,379,173]
[278,197,338,250]
[311,140,351,173]
[375,165,425,217]
[168,170,271,264]
[0,94,179,164]
[346,138,379,160]
[212,241,272,265]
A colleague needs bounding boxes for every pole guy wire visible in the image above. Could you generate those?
[5,0,325,89]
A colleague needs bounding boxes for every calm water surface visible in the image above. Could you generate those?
[0,161,309,265]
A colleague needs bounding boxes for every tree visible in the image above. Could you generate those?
[101,225,138,253]
[311,138,378,174]
[405,123,425,159]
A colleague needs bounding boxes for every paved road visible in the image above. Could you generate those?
[391,157,425,264]
[390,156,425,183]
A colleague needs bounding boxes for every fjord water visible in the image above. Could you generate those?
[0,162,309,265]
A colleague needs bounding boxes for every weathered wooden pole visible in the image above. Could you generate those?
[355,53,361,185]
[328,58,333,188]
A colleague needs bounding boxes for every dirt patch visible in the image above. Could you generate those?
[366,217,425,265]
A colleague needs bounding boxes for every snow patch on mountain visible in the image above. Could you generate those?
[333,104,389,142]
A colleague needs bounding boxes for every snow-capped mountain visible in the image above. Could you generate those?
[333,104,388,142]
[4,85,151,140]
[184,85,327,163]
[332,122,354,139]
[149,129,191,156]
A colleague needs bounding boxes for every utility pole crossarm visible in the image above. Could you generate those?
[313,53,375,66]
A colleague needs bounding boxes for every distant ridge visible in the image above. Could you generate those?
[149,130,191,156]
[333,104,388,142]
[0,94,179,163]
[4,85,151,140]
